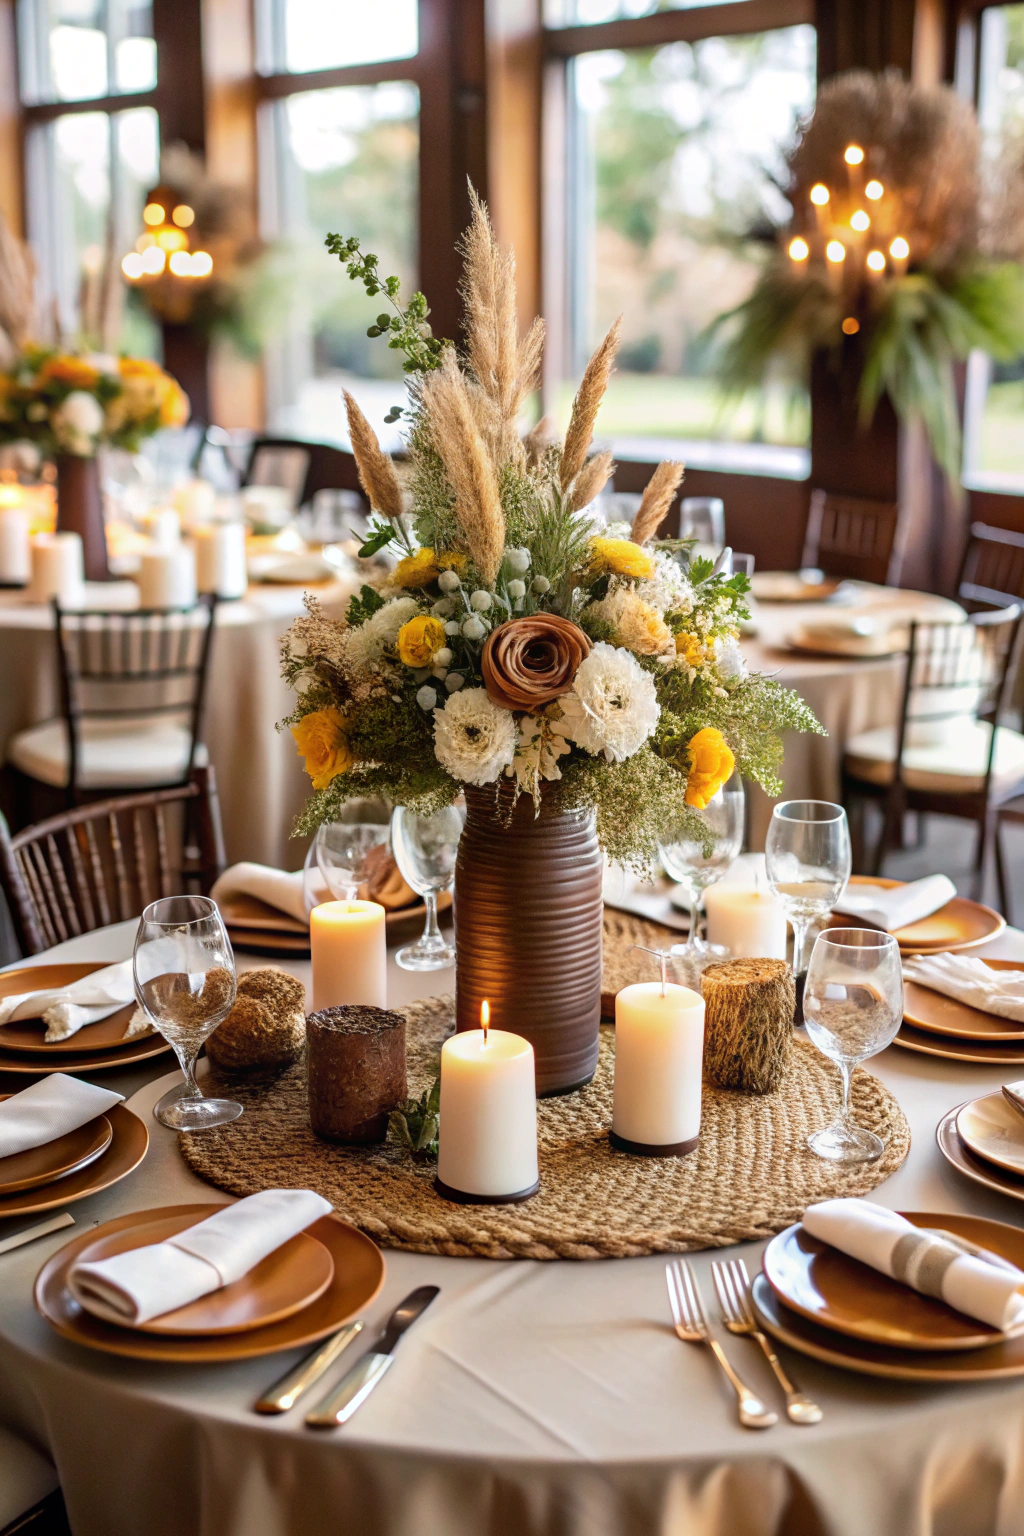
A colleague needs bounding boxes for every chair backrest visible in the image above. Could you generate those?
[957,522,1024,610]
[802,489,899,585]
[243,437,366,508]
[0,767,226,956]
[893,606,1022,788]
[55,597,216,792]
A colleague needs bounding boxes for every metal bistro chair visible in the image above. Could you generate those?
[0,767,226,958]
[842,606,1024,911]
[6,597,216,809]
[957,521,1024,611]
[802,489,900,586]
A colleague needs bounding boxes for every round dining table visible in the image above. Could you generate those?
[2,920,1024,1536]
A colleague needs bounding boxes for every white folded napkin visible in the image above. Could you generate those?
[209,863,326,924]
[0,960,150,1043]
[902,953,1024,1022]
[0,1074,123,1160]
[833,874,956,933]
[802,1198,1024,1331]
[69,1188,334,1326]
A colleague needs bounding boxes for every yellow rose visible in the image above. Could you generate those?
[38,356,101,390]
[392,547,466,589]
[397,614,446,667]
[675,632,706,667]
[684,726,735,810]
[587,536,655,580]
[291,707,353,790]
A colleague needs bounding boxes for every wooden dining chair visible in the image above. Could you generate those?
[801,489,900,585]
[841,606,1024,910]
[243,437,367,508]
[957,522,1024,611]
[6,597,216,811]
[0,767,226,958]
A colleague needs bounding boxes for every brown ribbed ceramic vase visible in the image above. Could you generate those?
[454,783,603,1096]
[56,453,109,580]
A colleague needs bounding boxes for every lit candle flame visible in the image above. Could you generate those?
[481,999,490,1044]
[890,236,910,260]
[788,237,809,262]
[826,240,846,264]
[844,144,865,166]
[809,183,830,206]
[865,180,884,200]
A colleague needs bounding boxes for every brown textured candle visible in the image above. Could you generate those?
[306,1005,407,1143]
[700,958,794,1095]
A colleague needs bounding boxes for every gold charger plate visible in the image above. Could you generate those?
[0,964,156,1053]
[751,1271,1024,1381]
[0,1104,147,1218]
[0,1104,111,1195]
[36,1202,385,1362]
[956,1092,1024,1178]
[892,1021,1024,1065]
[751,573,840,603]
[829,877,1005,954]
[936,1105,1024,1204]
[763,1212,1022,1352]
[70,1212,335,1335]
[904,960,1024,1040]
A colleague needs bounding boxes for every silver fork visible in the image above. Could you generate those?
[665,1259,777,1429]
[711,1258,823,1426]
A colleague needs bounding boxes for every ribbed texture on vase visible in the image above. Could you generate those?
[455,783,603,1095]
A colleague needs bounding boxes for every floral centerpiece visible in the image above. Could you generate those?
[283,193,822,1093]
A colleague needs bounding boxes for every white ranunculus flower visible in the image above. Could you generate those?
[342,595,420,673]
[433,687,517,784]
[557,642,660,763]
[52,390,104,454]
[714,632,747,682]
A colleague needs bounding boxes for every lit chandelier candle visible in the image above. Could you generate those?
[611,953,704,1156]
[436,1001,540,1204]
[310,899,387,1011]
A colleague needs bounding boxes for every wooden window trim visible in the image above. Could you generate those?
[21,90,158,124]
[544,0,813,56]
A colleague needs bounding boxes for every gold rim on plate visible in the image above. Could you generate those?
[0,1103,148,1218]
[903,960,1024,1040]
[936,1105,1024,1204]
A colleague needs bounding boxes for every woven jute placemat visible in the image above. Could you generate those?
[183,962,911,1260]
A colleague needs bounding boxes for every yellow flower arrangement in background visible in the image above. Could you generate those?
[684,727,735,809]
[587,537,655,580]
[36,356,101,391]
[397,614,446,667]
[291,706,353,790]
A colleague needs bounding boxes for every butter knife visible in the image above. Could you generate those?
[305,1285,439,1428]
[1002,1081,1024,1123]
[253,1322,363,1414]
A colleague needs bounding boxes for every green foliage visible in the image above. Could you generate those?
[358,520,401,559]
[324,234,449,380]
[525,489,594,614]
[346,585,386,626]
[389,1074,441,1162]
[558,746,704,873]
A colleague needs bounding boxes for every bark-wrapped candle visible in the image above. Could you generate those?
[306,1005,407,1143]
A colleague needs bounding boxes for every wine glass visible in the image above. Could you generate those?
[316,821,391,901]
[765,800,852,982]
[133,895,242,1131]
[680,496,725,561]
[391,803,465,970]
[803,928,904,1163]
[659,778,745,985]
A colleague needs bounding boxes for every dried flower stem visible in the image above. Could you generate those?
[343,391,406,535]
[422,349,506,585]
[632,460,685,544]
[567,450,615,513]
[559,317,621,493]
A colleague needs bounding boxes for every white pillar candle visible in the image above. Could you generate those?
[310,899,387,1011]
[137,545,197,609]
[703,885,787,959]
[612,982,704,1154]
[28,532,85,607]
[437,1009,539,1201]
[173,478,217,528]
[194,522,247,599]
[141,508,181,548]
[0,507,30,584]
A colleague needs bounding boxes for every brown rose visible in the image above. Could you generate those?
[481,614,592,710]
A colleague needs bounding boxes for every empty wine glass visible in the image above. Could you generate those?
[133,895,242,1131]
[680,497,725,562]
[765,800,852,981]
[391,803,465,970]
[316,822,391,901]
[659,778,745,985]
[803,929,904,1163]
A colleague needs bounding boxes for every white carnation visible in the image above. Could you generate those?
[714,632,747,682]
[433,687,517,785]
[342,596,420,673]
[557,642,660,763]
[636,550,693,615]
[52,390,104,454]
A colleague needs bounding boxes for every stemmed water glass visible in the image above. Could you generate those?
[803,929,904,1163]
[765,801,852,983]
[659,778,745,985]
[315,821,392,901]
[133,895,242,1131]
[680,496,725,560]
[391,803,465,970]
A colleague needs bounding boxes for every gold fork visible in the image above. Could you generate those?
[665,1258,777,1430]
[711,1258,823,1425]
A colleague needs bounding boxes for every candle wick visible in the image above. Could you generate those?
[629,943,669,997]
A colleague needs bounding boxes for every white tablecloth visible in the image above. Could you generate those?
[3,919,1024,1536]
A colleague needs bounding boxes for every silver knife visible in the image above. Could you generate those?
[253,1322,363,1414]
[305,1285,439,1428]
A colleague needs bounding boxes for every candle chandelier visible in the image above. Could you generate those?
[121,182,214,322]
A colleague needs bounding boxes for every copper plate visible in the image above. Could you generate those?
[0,963,156,1053]
[892,1021,1024,1065]
[224,894,439,957]
[751,573,840,603]
[0,1105,111,1195]
[956,1092,1024,1177]
[35,1203,385,1362]
[70,1212,335,1335]
[904,960,1024,1040]
[763,1211,1024,1352]
[829,876,1004,954]
[936,1105,1024,1204]
[0,1104,147,1218]
[751,1272,1024,1381]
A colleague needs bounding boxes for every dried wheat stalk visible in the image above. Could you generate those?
[567,450,614,514]
[559,318,621,493]
[523,414,555,469]
[631,460,685,544]
[421,349,505,585]
[343,390,405,524]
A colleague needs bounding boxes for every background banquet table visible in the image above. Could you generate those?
[3,923,1024,1536]
[0,578,358,868]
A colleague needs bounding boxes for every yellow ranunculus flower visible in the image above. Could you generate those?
[675,632,706,667]
[392,547,466,589]
[291,706,353,790]
[684,726,735,809]
[397,614,446,667]
[587,536,655,580]
[38,356,101,390]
